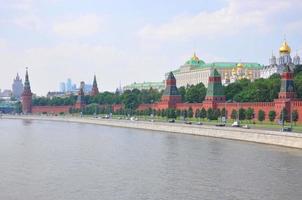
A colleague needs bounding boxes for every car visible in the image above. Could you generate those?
[231,121,240,127]
[168,119,175,123]
[281,127,292,132]
[242,124,251,129]
[196,122,203,125]
[185,121,192,125]
[216,123,226,127]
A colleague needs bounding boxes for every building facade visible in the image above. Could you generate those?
[123,81,165,91]
[168,53,262,87]
[12,73,24,99]
[260,40,300,79]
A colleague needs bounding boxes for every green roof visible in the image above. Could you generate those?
[171,61,263,74]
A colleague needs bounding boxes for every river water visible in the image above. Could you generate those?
[0,119,302,200]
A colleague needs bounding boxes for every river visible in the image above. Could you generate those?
[0,119,302,200]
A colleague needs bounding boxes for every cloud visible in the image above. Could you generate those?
[0,39,8,49]
[53,14,104,37]
[138,0,302,41]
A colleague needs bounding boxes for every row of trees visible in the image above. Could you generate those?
[32,88,162,109]
[110,106,299,124]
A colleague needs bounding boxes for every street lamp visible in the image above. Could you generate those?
[150,99,154,121]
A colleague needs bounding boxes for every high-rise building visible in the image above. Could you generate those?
[59,82,66,92]
[66,78,72,92]
[12,73,24,99]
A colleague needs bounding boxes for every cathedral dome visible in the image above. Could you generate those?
[191,52,199,61]
[279,41,291,54]
[232,68,237,75]
[185,52,205,65]
[237,63,244,68]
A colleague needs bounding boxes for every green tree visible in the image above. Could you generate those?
[245,107,254,122]
[221,108,227,117]
[268,110,276,124]
[195,109,200,119]
[167,108,176,119]
[213,109,221,120]
[178,86,186,102]
[207,108,214,120]
[200,108,207,119]
[239,108,246,121]
[292,110,299,125]
[258,109,265,123]
[231,109,237,120]
[188,107,193,118]
[185,83,207,103]
[279,107,288,122]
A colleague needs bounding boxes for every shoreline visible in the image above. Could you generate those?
[2,115,302,149]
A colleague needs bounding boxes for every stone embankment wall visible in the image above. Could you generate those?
[3,115,302,149]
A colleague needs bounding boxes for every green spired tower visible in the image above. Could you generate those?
[203,68,225,110]
[205,68,225,102]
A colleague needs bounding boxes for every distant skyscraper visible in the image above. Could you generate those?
[66,78,72,92]
[12,73,24,99]
[59,82,66,92]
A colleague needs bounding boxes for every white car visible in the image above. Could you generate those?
[231,121,240,127]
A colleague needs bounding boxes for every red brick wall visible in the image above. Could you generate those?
[32,106,71,114]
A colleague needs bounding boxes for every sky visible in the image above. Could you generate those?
[1,0,302,95]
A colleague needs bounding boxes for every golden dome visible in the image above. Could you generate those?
[279,41,291,54]
[232,68,237,75]
[237,63,244,68]
[191,52,199,61]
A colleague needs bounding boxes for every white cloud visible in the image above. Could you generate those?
[0,39,8,49]
[138,0,302,41]
[53,14,104,37]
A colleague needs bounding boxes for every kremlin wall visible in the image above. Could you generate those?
[21,64,302,123]
[20,41,302,123]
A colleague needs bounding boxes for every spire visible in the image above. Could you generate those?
[91,75,99,96]
[21,68,32,114]
[22,68,32,95]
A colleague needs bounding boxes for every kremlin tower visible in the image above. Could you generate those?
[75,82,86,110]
[160,72,181,108]
[21,69,33,114]
[91,75,99,96]
[203,68,225,110]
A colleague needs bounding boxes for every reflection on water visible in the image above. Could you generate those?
[0,119,302,200]
[22,119,33,126]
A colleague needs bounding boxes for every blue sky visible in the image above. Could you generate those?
[0,0,302,95]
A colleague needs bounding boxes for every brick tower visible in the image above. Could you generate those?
[75,83,86,110]
[203,68,225,109]
[160,72,181,108]
[274,65,296,119]
[21,68,33,114]
[91,75,99,96]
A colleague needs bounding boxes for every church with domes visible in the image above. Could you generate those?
[260,40,300,79]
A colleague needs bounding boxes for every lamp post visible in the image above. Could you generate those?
[290,102,293,130]
[150,99,154,122]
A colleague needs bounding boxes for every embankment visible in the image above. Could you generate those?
[3,115,302,149]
